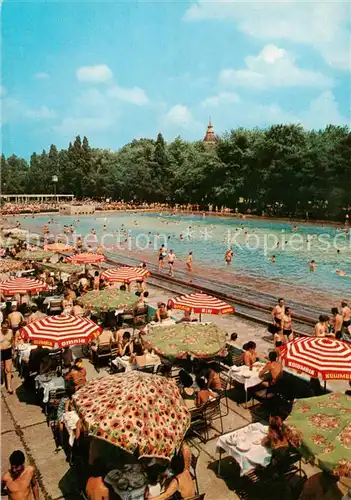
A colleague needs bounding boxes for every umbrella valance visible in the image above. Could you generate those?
[72,372,190,460]
[66,253,105,265]
[0,277,48,295]
[169,292,234,315]
[285,393,351,478]
[281,337,351,380]
[20,314,102,348]
[101,267,150,284]
[79,288,138,312]
[144,322,227,359]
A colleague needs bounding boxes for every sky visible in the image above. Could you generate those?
[2,0,351,158]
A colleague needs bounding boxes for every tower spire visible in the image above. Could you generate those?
[203,118,217,147]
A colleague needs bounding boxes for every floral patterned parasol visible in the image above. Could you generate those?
[285,393,351,477]
[79,288,138,312]
[16,250,53,262]
[0,260,25,273]
[72,372,191,459]
[41,262,83,274]
[143,322,227,359]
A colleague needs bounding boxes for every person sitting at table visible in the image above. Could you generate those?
[262,416,289,450]
[8,305,24,333]
[14,321,27,347]
[149,450,195,500]
[61,293,73,315]
[118,332,133,357]
[130,342,147,367]
[62,346,74,369]
[154,303,170,323]
[72,300,84,316]
[26,305,44,324]
[65,358,87,392]
[179,370,196,409]
[57,386,82,450]
[176,310,197,324]
[243,341,257,367]
[28,345,50,376]
[196,376,218,407]
[259,351,283,386]
[208,362,223,394]
[227,332,238,346]
[86,459,109,500]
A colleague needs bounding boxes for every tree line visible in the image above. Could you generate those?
[1,124,350,220]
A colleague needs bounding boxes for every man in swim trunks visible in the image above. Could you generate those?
[272,298,285,331]
[158,245,166,272]
[168,249,176,277]
[2,450,39,500]
[341,300,351,329]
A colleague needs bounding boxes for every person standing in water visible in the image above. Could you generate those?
[310,260,316,272]
[225,249,233,265]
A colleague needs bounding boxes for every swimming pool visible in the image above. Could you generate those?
[12,212,351,297]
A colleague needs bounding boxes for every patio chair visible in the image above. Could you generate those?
[93,342,112,372]
[136,364,155,374]
[203,397,223,440]
[47,299,63,315]
[219,368,231,416]
[187,406,207,443]
[189,451,200,494]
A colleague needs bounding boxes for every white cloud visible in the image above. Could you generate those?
[25,105,56,119]
[76,64,113,83]
[3,97,56,123]
[34,72,50,80]
[184,0,350,69]
[54,116,116,137]
[159,104,204,140]
[301,90,350,129]
[201,91,240,107]
[162,104,194,128]
[219,44,334,89]
[106,84,149,106]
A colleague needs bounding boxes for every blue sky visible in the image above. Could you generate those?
[2,0,350,158]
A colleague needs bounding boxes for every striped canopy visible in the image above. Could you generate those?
[101,267,150,284]
[281,337,351,380]
[169,292,234,315]
[66,253,105,265]
[20,314,102,348]
[0,277,48,295]
[44,242,74,252]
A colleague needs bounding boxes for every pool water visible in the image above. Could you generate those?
[13,212,351,297]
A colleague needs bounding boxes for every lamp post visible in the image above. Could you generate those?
[52,175,58,209]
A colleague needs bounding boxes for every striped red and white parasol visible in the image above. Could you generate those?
[20,314,102,348]
[101,267,150,284]
[66,253,105,265]
[281,336,351,380]
[0,277,48,296]
[169,292,234,315]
